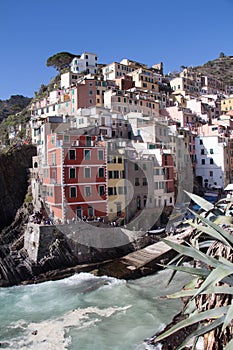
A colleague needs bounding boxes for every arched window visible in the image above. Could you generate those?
[76,206,82,220]
[88,206,94,218]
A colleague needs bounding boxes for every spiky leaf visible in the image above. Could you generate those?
[154,306,228,343]
[184,190,214,211]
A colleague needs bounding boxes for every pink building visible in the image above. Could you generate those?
[42,132,107,222]
[161,106,202,129]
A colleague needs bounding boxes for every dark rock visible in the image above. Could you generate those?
[0,144,36,231]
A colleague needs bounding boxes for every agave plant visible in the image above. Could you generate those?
[149,191,233,350]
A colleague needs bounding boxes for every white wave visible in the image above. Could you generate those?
[5,305,131,350]
[54,272,126,291]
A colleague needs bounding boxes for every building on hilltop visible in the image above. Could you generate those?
[70,52,98,75]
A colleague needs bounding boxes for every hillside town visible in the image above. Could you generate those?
[14,51,233,229]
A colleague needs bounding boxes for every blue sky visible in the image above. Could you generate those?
[0,0,232,100]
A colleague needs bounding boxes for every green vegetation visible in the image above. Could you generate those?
[0,95,32,122]
[46,51,77,71]
[151,192,233,350]
[193,55,233,86]
[0,107,31,147]
[24,192,33,203]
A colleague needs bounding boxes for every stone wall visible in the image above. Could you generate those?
[24,221,151,266]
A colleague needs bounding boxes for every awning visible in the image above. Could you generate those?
[224,184,233,191]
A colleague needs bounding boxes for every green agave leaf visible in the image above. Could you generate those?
[224,339,233,350]
[177,316,225,350]
[159,263,209,278]
[193,265,233,298]
[166,256,184,286]
[190,222,231,248]
[198,240,215,249]
[222,301,233,331]
[161,238,218,268]
[154,306,228,343]
[189,209,233,245]
[213,215,233,226]
[184,190,214,211]
[218,256,233,269]
[167,253,184,266]
[168,286,233,299]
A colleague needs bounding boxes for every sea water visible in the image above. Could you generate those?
[0,270,188,349]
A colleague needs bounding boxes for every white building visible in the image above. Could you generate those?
[195,134,230,189]
[60,72,79,89]
[70,52,98,75]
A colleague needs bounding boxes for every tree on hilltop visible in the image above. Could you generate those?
[46,52,77,71]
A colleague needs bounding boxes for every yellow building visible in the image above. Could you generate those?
[221,97,233,113]
[107,146,126,224]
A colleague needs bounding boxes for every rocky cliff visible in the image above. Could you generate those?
[0,144,36,230]
[0,144,153,287]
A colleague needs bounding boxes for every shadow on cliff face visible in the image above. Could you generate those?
[0,144,37,231]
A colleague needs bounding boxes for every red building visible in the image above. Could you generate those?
[43,132,107,222]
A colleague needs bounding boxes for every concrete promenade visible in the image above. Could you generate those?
[97,228,193,279]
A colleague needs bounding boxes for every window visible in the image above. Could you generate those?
[210,158,214,165]
[99,185,105,196]
[200,139,203,145]
[201,159,205,165]
[64,135,69,143]
[69,149,76,160]
[134,163,139,171]
[98,168,104,178]
[84,168,91,178]
[84,149,90,160]
[118,156,122,164]
[85,186,91,197]
[70,187,76,198]
[210,171,213,177]
[51,136,55,144]
[98,150,104,160]
[143,178,148,186]
[51,153,56,165]
[143,163,147,171]
[201,149,205,155]
[210,149,214,154]
[69,168,76,178]
[135,178,140,186]
[108,187,117,196]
